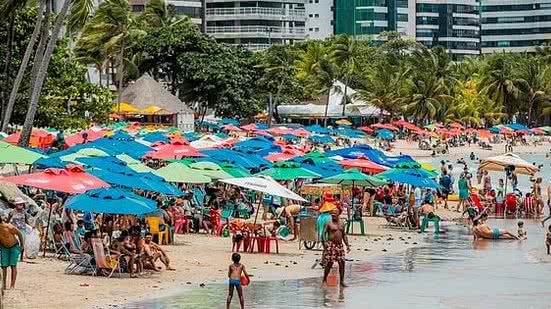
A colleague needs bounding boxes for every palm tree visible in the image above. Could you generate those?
[515,57,551,125]
[402,72,451,124]
[295,41,325,81]
[140,0,185,28]
[354,60,409,121]
[17,0,94,146]
[257,44,298,125]
[331,34,360,116]
[1,0,45,132]
[78,0,145,108]
[479,54,520,118]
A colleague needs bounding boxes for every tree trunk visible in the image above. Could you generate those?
[526,93,534,126]
[271,79,285,124]
[117,43,125,111]
[1,1,46,132]
[1,11,16,122]
[30,0,51,93]
[18,0,71,147]
[323,87,331,127]
[341,79,348,117]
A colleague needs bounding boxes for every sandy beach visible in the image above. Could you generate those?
[4,140,550,309]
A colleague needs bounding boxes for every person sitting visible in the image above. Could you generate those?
[75,219,86,238]
[517,221,527,240]
[472,214,518,240]
[62,221,82,254]
[143,233,175,271]
[423,189,435,206]
[110,231,138,277]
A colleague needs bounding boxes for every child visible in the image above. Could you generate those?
[227,253,249,309]
[517,221,527,240]
[546,226,551,255]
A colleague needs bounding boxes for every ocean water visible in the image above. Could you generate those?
[124,219,551,309]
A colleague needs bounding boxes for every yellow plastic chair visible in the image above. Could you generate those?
[146,217,169,245]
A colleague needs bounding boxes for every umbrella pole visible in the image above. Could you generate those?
[253,193,264,233]
[503,172,508,219]
[42,203,54,257]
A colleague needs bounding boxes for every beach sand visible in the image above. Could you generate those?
[4,140,550,308]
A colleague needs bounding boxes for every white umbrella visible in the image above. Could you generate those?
[220,176,306,202]
[480,153,539,175]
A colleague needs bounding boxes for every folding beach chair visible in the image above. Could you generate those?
[61,235,95,275]
[91,238,123,278]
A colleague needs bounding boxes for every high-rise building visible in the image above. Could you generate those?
[481,0,551,53]
[204,0,307,50]
[167,0,204,26]
[334,0,414,38]
[415,0,480,59]
[305,0,334,40]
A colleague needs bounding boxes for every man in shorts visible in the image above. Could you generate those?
[321,208,351,287]
[0,216,25,289]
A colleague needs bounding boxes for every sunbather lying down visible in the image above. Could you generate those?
[472,220,519,240]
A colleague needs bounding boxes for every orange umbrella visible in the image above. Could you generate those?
[337,157,389,174]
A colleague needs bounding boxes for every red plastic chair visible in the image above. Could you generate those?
[264,237,279,254]
[173,215,189,234]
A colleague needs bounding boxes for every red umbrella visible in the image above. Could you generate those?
[144,140,205,159]
[337,157,389,174]
[65,130,107,147]
[292,128,311,137]
[531,128,544,135]
[477,129,493,138]
[448,122,465,130]
[253,130,273,137]
[371,123,399,131]
[392,120,410,127]
[4,130,55,149]
[267,127,292,135]
[240,124,257,131]
[357,126,374,133]
[264,150,299,163]
[2,165,109,194]
[222,124,242,132]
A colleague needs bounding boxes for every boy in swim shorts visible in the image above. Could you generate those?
[227,253,249,309]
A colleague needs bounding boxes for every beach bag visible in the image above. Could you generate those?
[25,228,40,259]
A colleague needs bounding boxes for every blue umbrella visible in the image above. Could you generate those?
[378,169,439,189]
[376,129,394,140]
[141,132,169,143]
[89,169,183,196]
[255,123,268,130]
[65,188,157,215]
[77,156,135,174]
[327,145,415,167]
[221,118,240,126]
[305,124,331,134]
[35,157,69,169]
[282,134,299,141]
[308,135,335,144]
[200,149,272,170]
[508,123,529,131]
[234,136,274,149]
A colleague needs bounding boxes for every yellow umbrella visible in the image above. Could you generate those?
[336,119,352,125]
[113,102,140,113]
[420,162,435,172]
[141,105,173,115]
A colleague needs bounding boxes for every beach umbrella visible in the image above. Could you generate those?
[220,176,306,202]
[60,148,111,163]
[292,128,311,137]
[190,135,226,149]
[219,162,252,178]
[0,141,45,164]
[281,134,299,142]
[222,124,242,132]
[479,153,539,175]
[3,130,55,149]
[221,118,240,126]
[240,124,257,131]
[321,168,388,187]
[115,154,155,173]
[201,149,272,170]
[335,119,352,126]
[448,122,465,129]
[357,126,374,133]
[378,169,439,189]
[113,102,140,113]
[267,127,293,136]
[190,161,233,179]
[376,129,394,140]
[144,141,205,159]
[308,135,335,144]
[508,123,529,131]
[154,162,211,183]
[337,157,389,174]
[65,130,107,147]
[302,162,343,178]
[2,165,109,194]
[76,156,136,174]
[89,169,183,195]
[264,149,300,163]
[255,161,321,181]
[65,188,157,215]
[305,124,330,134]
[371,123,399,131]
[477,129,493,139]
[141,132,170,143]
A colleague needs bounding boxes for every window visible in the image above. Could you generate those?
[315,27,319,32]
[314,0,319,3]
[315,14,319,18]
[309,28,313,31]
[309,14,313,17]
[497,41,510,47]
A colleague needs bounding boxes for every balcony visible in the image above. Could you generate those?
[229,43,272,51]
[207,26,306,40]
[206,7,306,21]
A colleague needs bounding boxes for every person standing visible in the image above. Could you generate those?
[0,216,25,289]
[457,173,470,213]
[322,208,351,287]
[482,170,492,194]
[439,170,452,209]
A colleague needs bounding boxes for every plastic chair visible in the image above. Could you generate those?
[216,209,233,236]
[346,207,365,235]
[146,217,169,245]
[420,214,440,233]
[173,215,189,234]
[264,236,279,254]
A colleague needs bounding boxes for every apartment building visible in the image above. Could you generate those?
[305,0,334,39]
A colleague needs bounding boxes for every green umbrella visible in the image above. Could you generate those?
[301,150,334,164]
[154,162,211,183]
[0,141,45,164]
[60,148,110,163]
[219,162,252,178]
[116,154,154,173]
[255,161,321,181]
[167,158,198,166]
[393,162,438,177]
[321,168,388,187]
[190,161,233,179]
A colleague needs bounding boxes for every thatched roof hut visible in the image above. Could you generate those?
[119,74,194,131]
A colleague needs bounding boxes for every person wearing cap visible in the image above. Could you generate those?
[7,198,30,233]
[0,215,25,289]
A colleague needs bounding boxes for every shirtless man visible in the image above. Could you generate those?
[532,178,544,216]
[472,217,518,240]
[322,208,351,287]
[0,216,25,289]
[143,233,175,271]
